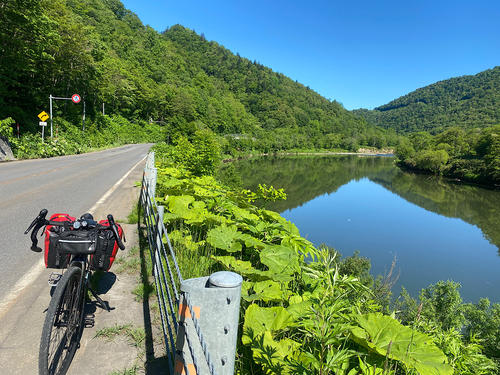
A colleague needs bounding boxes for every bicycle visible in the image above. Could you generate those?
[25,209,125,375]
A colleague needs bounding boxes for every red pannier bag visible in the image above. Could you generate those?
[90,219,124,271]
[44,213,75,268]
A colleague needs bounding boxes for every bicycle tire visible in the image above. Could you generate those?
[39,266,85,375]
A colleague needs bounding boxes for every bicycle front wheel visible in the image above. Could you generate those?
[39,266,85,375]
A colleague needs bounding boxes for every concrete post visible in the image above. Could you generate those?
[175,271,243,375]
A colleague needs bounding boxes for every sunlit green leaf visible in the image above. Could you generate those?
[350,313,453,375]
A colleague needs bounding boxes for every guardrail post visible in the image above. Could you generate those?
[155,205,164,257]
[149,166,157,198]
[144,151,157,199]
[175,271,243,375]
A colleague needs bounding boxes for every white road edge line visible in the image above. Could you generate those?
[0,154,147,319]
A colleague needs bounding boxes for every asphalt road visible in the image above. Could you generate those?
[0,143,152,302]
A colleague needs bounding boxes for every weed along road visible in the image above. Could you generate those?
[0,144,151,308]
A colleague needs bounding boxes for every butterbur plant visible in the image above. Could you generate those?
[153,163,486,375]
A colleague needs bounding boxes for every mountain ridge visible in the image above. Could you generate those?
[0,0,394,149]
[354,66,500,133]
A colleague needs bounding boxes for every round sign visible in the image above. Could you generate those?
[71,94,81,104]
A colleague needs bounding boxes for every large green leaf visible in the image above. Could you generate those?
[260,209,289,225]
[206,225,242,252]
[350,313,453,375]
[243,304,295,344]
[212,256,269,280]
[250,331,300,373]
[286,293,314,319]
[231,205,260,223]
[156,175,183,191]
[237,232,265,250]
[260,245,299,282]
[193,183,223,198]
[244,280,285,302]
[165,195,220,225]
[167,195,194,217]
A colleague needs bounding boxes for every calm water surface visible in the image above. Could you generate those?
[227,155,500,303]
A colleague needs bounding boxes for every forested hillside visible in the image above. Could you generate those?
[354,67,500,133]
[0,0,394,151]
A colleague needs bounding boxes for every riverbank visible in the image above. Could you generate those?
[222,147,394,162]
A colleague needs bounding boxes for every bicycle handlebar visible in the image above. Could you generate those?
[25,209,125,253]
[24,209,48,235]
[107,214,125,250]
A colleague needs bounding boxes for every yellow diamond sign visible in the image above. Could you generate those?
[38,111,49,122]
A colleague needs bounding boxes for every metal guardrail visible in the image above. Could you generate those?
[139,152,242,375]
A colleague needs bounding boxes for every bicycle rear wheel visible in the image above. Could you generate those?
[39,266,85,375]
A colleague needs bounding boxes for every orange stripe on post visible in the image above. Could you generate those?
[174,360,196,375]
[174,360,184,374]
[178,303,200,319]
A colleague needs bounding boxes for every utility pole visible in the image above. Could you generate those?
[102,102,105,116]
[49,94,53,138]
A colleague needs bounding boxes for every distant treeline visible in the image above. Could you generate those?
[0,0,395,152]
[394,126,500,186]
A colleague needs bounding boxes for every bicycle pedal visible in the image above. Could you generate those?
[84,317,95,328]
[48,272,62,286]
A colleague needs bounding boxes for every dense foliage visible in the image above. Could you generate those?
[0,0,395,152]
[1,115,163,159]
[395,281,500,372]
[394,126,500,185]
[150,141,497,374]
[354,67,500,133]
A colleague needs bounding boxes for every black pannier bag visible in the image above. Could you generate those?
[90,219,124,271]
[44,213,75,269]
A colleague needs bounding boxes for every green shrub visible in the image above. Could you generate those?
[414,149,449,174]
[0,117,14,139]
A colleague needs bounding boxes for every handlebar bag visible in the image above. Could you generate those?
[90,220,124,271]
[44,213,75,268]
[58,230,97,255]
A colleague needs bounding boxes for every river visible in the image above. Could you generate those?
[222,155,500,303]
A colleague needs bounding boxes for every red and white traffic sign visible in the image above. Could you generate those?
[71,94,81,104]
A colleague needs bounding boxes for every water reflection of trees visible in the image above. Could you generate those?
[372,170,500,252]
[226,155,500,252]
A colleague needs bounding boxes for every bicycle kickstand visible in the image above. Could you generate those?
[88,287,111,312]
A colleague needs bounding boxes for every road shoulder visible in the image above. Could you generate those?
[0,158,148,374]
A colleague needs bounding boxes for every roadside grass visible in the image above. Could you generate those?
[95,324,132,340]
[95,323,146,349]
[127,203,139,224]
[108,366,139,375]
[132,282,156,302]
[115,246,141,274]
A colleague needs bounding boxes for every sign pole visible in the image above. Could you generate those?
[82,100,86,131]
[41,122,45,142]
[49,94,53,139]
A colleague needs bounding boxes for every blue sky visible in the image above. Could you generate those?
[121,0,500,110]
